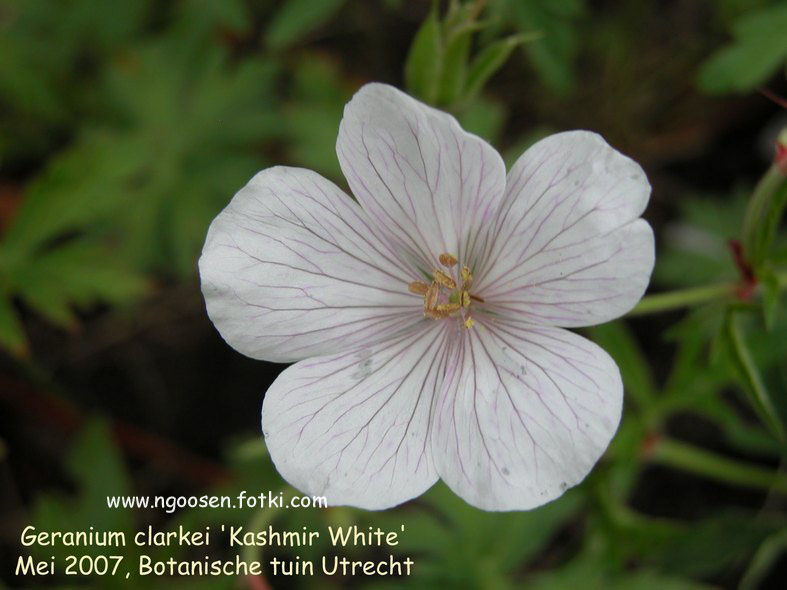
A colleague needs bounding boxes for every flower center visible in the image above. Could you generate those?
[408,252,484,329]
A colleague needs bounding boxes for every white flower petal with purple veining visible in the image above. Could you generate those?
[431,320,623,511]
[262,323,449,509]
[199,83,657,512]
[337,83,507,271]
[474,131,654,327]
[199,166,422,363]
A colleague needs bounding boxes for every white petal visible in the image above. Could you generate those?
[432,320,622,511]
[262,324,450,509]
[199,166,422,363]
[337,83,506,269]
[475,131,654,327]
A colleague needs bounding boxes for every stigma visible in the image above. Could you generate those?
[408,253,482,329]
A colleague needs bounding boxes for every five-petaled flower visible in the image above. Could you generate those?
[199,83,654,511]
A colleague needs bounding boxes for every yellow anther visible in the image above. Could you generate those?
[425,309,449,319]
[424,282,439,312]
[410,256,484,323]
[439,253,458,267]
[433,270,457,290]
[408,281,430,295]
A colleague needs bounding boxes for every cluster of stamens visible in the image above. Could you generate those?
[408,253,484,329]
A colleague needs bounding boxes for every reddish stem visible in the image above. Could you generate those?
[728,239,757,300]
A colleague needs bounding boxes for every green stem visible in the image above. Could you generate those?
[628,283,735,316]
[649,438,787,494]
[628,269,787,317]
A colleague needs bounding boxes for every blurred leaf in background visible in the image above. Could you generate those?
[30,419,134,562]
[95,40,280,276]
[282,55,353,181]
[697,1,787,94]
[265,0,348,49]
[0,0,150,161]
[0,3,283,354]
[490,0,585,96]
[654,192,747,290]
[405,0,535,110]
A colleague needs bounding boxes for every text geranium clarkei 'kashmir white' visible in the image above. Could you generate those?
[199,83,655,511]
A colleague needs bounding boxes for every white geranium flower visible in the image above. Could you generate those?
[199,83,654,511]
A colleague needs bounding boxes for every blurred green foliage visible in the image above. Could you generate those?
[404,0,535,108]
[697,1,787,94]
[3,0,787,589]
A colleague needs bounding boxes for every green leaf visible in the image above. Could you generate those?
[375,483,581,588]
[0,0,149,162]
[587,321,657,415]
[502,127,554,169]
[526,558,714,590]
[658,310,783,456]
[456,95,506,143]
[725,310,785,442]
[31,418,134,562]
[283,56,352,180]
[437,23,474,106]
[66,42,277,276]
[265,0,347,49]
[509,0,584,95]
[0,295,27,357]
[760,267,781,330]
[1,132,139,255]
[653,192,745,289]
[175,0,249,36]
[405,5,443,104]
[739,528,787,590]
[463,33,534,100]
[654,513,781,578]
[697,3,787,94]
[741,166,787,269]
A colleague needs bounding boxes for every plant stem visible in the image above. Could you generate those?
[628,283,735,316]
[628,269,787,316]
[649,438,787,494]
